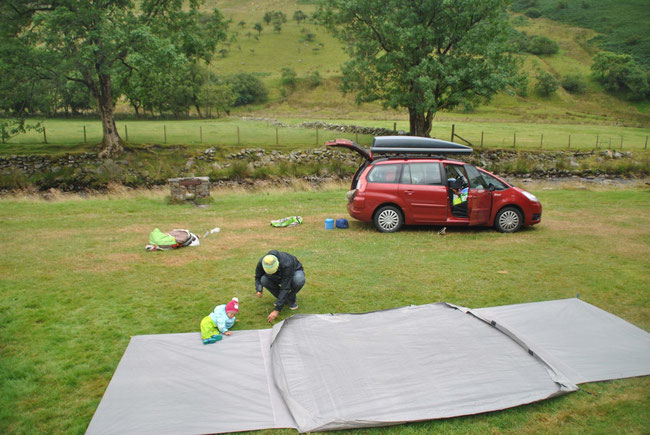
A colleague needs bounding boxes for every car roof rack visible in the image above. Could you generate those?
[370,136,472,156]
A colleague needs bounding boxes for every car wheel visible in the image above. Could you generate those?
[374,205,403,233]
[495,206,523,233]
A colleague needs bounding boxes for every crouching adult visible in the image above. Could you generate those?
[255,250,305,323]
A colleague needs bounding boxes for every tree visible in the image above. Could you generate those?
[254,22,263,36]
[535,70,559,97]
[293,10,308,23]
[316,0,522,136]
[591,52,649,100]
[0,1,226,157]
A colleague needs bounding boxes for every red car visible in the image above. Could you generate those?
[327,136,542,233]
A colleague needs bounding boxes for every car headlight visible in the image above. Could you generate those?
[522,190,539,202]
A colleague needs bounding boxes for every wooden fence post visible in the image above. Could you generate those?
[125,125,129,141]
[480,131,484,147]
[540,133,543,148]
[237,126,240,145]
[620,136,623,149]
[164,125,167,143]
[393,122,397,133]
[199,126,203,143]
[568,134,571,149]
[43,127,47,144]
[596,135,599,148]
[513,132,516,148]
[275,127,278,146]
[645,136,648,150]
[451,124,455,142]
[83,125,87,143]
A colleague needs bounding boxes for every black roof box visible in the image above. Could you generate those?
[371,136,472,155]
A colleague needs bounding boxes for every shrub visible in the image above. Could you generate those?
[524,8,542,18]
[226,73,268,106]
[561,74,587,94]
[280,67,298,90]
[527,35,559,55]
[557,0,568,9]
[307,71,322,88]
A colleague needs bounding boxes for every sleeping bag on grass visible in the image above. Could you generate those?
[146,228,199,251]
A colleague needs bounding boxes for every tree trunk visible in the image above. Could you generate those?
[408,108,434,137]
[90,74,123,158]
[195,104,203,119]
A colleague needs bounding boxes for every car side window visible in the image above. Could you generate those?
[367,164,401,184]
[403,163,442,185]
[464,165,487,189]
[480,171,509,191]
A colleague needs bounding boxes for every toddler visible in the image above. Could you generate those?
[200,297,239,345]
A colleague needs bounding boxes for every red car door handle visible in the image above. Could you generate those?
[404,190,414,195]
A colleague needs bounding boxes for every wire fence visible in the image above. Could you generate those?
[4,119,649,151]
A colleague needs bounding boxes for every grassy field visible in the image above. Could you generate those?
[2,117,649,156]
[1,182,649,433]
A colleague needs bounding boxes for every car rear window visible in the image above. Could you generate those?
[400,163,442,185]
[367,164,401,184]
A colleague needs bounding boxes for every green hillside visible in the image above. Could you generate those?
[186,0,649,127]
[511,0,650,68]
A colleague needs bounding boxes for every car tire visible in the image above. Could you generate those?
[373,205,403,233]
[495,206,523,233]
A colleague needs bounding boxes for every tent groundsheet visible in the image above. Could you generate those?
[86,299,650,434]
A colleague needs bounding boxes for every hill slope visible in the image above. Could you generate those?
[198,0,648,127]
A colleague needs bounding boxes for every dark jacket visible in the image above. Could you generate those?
[255,250,303,310]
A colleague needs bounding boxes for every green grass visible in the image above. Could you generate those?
[2,117,649,155]
[1,183,649,433]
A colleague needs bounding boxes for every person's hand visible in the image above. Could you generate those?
[235,319,240,322]
[256,291,263,298]
[267,310,279,323]
[224,331,232,336]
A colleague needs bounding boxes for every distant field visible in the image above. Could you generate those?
[2,118,648,155]
[0,184,649,433]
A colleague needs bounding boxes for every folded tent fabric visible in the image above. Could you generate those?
[86,299,650,434]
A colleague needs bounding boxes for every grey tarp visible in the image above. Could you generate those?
[86,299,650,434]
[86,330,297,435]
[472,298,650,384]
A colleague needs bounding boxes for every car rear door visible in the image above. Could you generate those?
[398,162,447,223]
[464,164,492,225]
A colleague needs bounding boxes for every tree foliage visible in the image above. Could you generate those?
[227,73,268,106]
[316,0,522,136]
[526,35,559,55]
[535,70,559,97]
[591,52,649,101]
[0,0,227,157]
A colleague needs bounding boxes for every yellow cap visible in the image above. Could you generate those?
[262,254,279,274]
